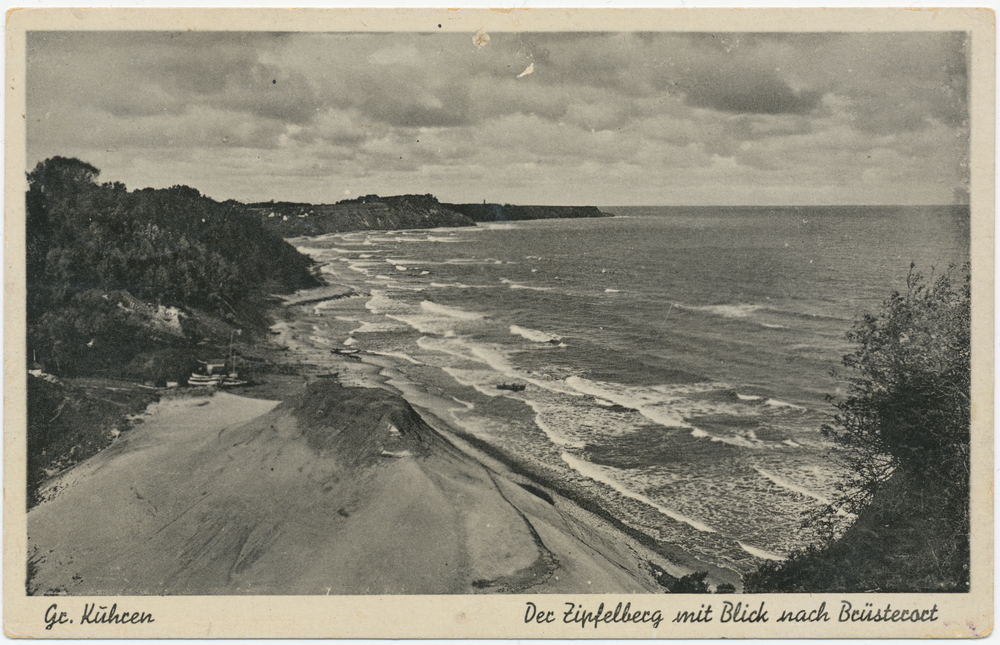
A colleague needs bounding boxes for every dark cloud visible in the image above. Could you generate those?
[29,31,320,125]
[674,68,823,115]
[836,32,969,135]
[25,30,970,206]
[209,63,321,125]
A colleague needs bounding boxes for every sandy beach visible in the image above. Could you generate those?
[25,243,756,596]
[27,360,682,595]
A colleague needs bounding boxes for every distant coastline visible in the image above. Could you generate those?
[248,193,611,237]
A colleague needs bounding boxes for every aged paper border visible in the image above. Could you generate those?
[4,7,994,639]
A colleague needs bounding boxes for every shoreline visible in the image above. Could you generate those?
[27,234,742,595]
[262,253,744,590]
[27,368,678,594]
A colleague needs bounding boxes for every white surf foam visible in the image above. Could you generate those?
[449,396,475,411]
[604,288,620,293]
[386,315,453,336]
[368,350,423,365]
[565,376,691,429]
[422,337,584,401]
[764,398,806,410]
[441,367,505,398]
[561,453,716,534]
[420,301,484,320]
[364,290,407,316]
[738,541,787,561]
[690,429,759,448]
[443,258,491,265]
[510,325,561,343]
[737,394,763,401]
[500,278,552,292]
[677,303,764,319]
[753,467,832,505]
[524,401,587,448]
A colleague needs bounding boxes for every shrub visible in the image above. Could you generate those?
[672,571,711,593]
[745,263,971,593]
[823,263,970,520]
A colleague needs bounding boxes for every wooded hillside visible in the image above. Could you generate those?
[26,156,319,377]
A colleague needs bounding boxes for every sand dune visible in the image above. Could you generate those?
[28,383,662,595]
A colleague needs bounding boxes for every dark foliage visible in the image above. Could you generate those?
[745,264,971,593]
[25,157,322,505]
[27,376,159,507]
[671,571,712,594]
[443,202,609,222]
[26,156,319,373]
[825,263,971,516]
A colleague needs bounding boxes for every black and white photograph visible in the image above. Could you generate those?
[5,7,993,639]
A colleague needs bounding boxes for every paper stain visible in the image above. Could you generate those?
[473,28,490,48]
[516,63,534,78]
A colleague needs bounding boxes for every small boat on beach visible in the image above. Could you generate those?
[188,373,222,387]
[188,373,248,387]
[189,331,249,387]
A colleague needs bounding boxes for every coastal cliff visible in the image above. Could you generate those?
[251,194,611,236]
[443,202,609,222]
[251,194,476,237]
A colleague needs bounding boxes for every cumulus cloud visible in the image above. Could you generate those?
[26,30,969,205]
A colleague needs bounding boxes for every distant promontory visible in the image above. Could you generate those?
[249,194,610,236]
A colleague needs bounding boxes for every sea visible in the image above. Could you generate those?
[286,205,970,577]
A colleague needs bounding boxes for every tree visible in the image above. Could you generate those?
[744,264,971,593]
[823,263,971,519]
[26,157,102,318]
[27,156,100,194]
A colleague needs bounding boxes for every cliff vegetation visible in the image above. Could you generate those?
[25,156,320,502]
[251,194,610,237]
[745,265,971,593]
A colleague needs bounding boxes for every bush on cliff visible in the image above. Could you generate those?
[745,264,971,592]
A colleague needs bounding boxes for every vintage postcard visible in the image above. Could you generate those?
[4,7,993,639]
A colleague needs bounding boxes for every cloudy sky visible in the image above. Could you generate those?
[27,30,969,206]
